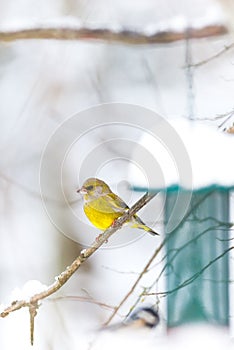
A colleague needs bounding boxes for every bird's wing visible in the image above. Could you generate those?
[104,193,129,213]
[86,193,128,214]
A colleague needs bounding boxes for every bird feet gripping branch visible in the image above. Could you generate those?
[95,233,109,244]
[95,219,120,243]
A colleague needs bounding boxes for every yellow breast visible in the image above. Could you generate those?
[84,203,120,230]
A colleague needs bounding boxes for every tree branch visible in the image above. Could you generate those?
[104,239,165,326]
[0,192,156,344]
[50,295,116,311]
[0,23,227,44]
[104,192,216,323]
[144,246,234,296]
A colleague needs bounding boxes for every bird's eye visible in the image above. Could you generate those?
[86,185,94,191]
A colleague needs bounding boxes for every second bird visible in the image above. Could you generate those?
[77,178,158,236]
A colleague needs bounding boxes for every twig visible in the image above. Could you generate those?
[104,192,214,325]
[104,239,164,326]
[101,265,139,275]
[29,303,37,346]
[146,223,229,296]
[0,172,79,207]
[190,42,234,68]
[144,246,234,296]
[0,24,227,44]
[119,191,216,316]
[50,295,116,311]
[185,29,195,120]
[0,192,156,344]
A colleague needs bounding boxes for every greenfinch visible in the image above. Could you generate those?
[77,178,158,235]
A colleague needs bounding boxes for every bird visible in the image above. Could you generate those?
[77,178,158,235]
[124,306,160,329]
[91,307,159,350]
[99,306,160,332]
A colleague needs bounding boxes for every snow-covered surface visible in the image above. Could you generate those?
[0,0,225,30]
[0,5,225,34]
[0,0,234,349]
[91,324,233,350]
[129,118,234,190]
[10,280,48,302]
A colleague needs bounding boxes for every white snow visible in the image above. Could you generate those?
[129,117,234,190]
[144,6,225,36]
[10,280,48,302]
[0,5,225,37]
[0,303,6,313]
[91,324,233,350]
[80,248,87,255]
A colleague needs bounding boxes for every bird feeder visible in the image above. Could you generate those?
[129,118,234,329]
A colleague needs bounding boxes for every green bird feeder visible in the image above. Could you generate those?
[130,118,234,329]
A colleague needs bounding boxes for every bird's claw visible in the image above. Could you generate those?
[111,219,118,228]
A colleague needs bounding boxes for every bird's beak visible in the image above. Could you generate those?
[77,187,87,195]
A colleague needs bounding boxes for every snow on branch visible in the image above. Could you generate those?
[0,22,227,44]
[0,192,156,345]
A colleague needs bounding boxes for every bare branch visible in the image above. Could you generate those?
[104,192,214,325]
[29,303,37,346]
[104,238,165,326]
[101,265,139,275]
[0,24,227,45]
[0,172,79,207]
[50,295,116,311]
[190,42,234,68]
[144,246,234,296]
[0,192,156,343]
[149,223,230,293]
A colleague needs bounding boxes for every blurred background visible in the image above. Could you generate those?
[0,0,234,349]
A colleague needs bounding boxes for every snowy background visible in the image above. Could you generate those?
[0,0,234,349]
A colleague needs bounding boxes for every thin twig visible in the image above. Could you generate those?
[0,192,156,343]
[29,303,37,346]
[120,191,216,316]
[50,295,116,311]
[0,24,227,44]
[147,223,229,295]
[144,246,234,296]
[104,192,213,325]
[185,29,195,120]
[104,238,164,326]
[0,172,79,207]
[101,265,139,275]
[190,42,234,68]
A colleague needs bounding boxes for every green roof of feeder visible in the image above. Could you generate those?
[128,118,233,328]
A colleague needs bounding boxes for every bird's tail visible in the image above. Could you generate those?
[131,215,159,236]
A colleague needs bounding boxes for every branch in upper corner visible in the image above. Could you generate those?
[0,191,156,344]
[189,42,234,68]
[0,23,227,44]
